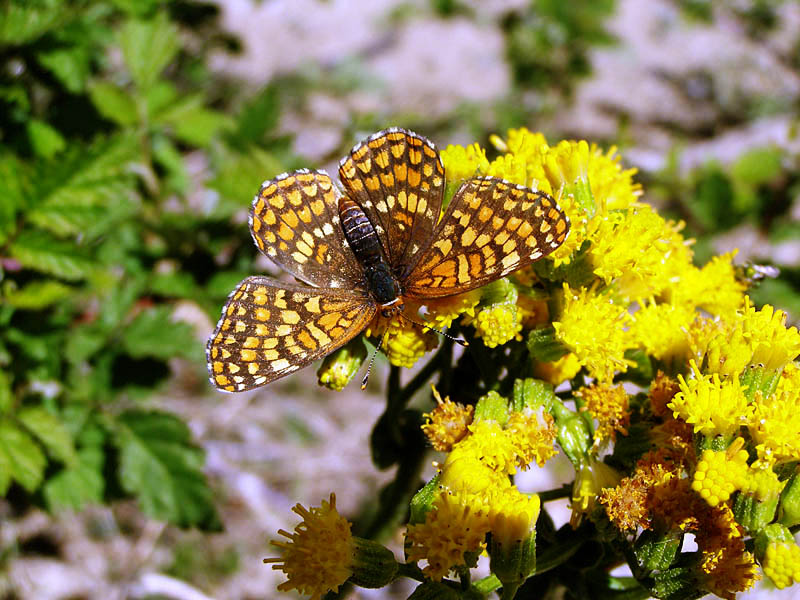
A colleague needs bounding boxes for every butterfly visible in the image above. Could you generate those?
[207,128,570,392]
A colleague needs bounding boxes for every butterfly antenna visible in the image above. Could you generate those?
[399,313,469,347]
[361,328,390,390]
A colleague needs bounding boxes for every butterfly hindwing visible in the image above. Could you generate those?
[404,177,570,298]
[339,128,445,273]
[250,169,365,290]
[207,276,376,392]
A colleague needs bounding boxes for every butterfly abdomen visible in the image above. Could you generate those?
[339,196,401,306]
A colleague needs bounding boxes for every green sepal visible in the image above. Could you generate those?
[527,327,570,363]
[739,364,781,401]
[488,529,536,594]
[733,491,778,534]
[474,391,510,425]
[778,470,800,527]
[348,537,399,589]
[550,398,591,467]
[753,523,795,559]
[649,564,705,600]
[409,474,441,526]
[511,378,556,413]
[633,529,682,572]
[479,278,518,308]
[408,580,461,600]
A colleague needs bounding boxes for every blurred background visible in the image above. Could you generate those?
[0,0,798,598]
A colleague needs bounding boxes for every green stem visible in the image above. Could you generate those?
[538,484,573,502]
[396,561,427,583]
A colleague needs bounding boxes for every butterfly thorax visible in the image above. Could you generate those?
[339,196,404,316]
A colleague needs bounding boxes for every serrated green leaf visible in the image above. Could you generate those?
[18,406,78,467]
[26,135,141,237]
[150,271,198,298]
[2,280,73,310]
[154,94,231,147]
[9,231,96,281]
[43,444,104,510]
[122,305,197,360]
[27,119,66,159]
[116,410,220,529]
[119,11,180,91]
[88,81,139,126]
[0,419,47,493]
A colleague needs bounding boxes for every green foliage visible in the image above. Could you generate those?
[0,0,293,530]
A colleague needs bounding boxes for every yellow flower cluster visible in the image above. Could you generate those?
[762,542,800,589]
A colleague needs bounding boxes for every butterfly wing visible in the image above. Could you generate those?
[403,177,570,298]
[250,169,365,290]
[338,128,445,274]
[207,276,377,392]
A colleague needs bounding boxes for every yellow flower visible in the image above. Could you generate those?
[458,420,519,476]
[439,444,512,498]
[532,352,582,386]
[424,289,481,330]
[589,205,687,299]
[552,284,634,383]
[265,494,355,600]
[487,488,541,592]
[440,143,489,182]
[506,408,558,468]
[576,383,630,447]
[748,387,800,466]
[738,299,800,372]
[670,365,751,437]
[762,541,800,589]
[367,311,438,369]
[674,252,746,318]
[421,386,474,452]
[628,300,695,363]
[687,316,752,378]
[691,439,750,507]
[405,488,491,581]
[469,302,523,348]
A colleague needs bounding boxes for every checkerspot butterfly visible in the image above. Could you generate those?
[207,128,570,392]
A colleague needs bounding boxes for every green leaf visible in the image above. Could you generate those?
[207,146,286,218]
[0,153,28,242]
[229,85,281,148]
[27,119,66,159]
[9,230,96,281]
[116,410,220,529]
[2,280,74,310]
[0,0,68,45]
[88,81,139,126]
[36,46,91,93]
[27,135,141,237]
[155,94,231,147]
[122,305,198,360]
[17,406,78,467]
[43,423,106,511]
[0,371,12,415]
[731,146,783,186]
[119,11,180,91]
[0,418,47,493]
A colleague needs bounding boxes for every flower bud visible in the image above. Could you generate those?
[348,537,399,589]
[317,338,366,391]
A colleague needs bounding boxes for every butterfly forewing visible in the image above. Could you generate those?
[250,169,365,290]
[207,277,377,392]
[339,128,445,273]
[403,177,570,298]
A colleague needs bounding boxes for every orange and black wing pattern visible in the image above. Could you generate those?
[338,128,445,271]
[404,177,569,299]
[207,277,376,392]
[250,169,364,290]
